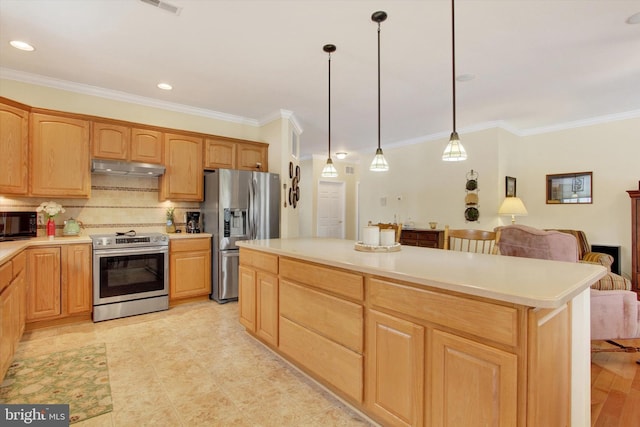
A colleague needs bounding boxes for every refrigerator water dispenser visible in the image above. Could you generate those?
[224,208,247,237]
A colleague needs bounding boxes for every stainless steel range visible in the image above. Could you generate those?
[90,231,169,322]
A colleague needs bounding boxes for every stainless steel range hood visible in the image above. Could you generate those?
[91,159,165,177]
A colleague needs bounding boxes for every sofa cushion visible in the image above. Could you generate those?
[495,225,579,262]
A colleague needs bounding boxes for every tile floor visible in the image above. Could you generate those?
[14,301,374,426]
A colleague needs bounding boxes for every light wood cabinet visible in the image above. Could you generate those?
[237,142,268,171]
[429,329,517,426]
[92,121,130,160]
[204,137,269,171]
[26,247,61,320]
[92,122,164,165]
[204,138,236,169]
[366,309,424,427]
[238,249,278,346]
[26,244,92,323]
[160,133,203,201]
[169,238,211,301]
[30,112,91,198]
[131,128,163,164]
[0,252,26,379]
[0,100,29,195]
[63,244,92,315]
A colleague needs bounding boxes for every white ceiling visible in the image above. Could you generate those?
[1,0,639,161]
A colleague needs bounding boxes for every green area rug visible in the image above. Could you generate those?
[0,343,113,424]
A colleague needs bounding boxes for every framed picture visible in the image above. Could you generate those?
[546,171,592,204]
[505,176,516,197]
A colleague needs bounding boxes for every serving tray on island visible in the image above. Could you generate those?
[354,242,401,252]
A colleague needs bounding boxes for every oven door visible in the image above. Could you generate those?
[93,246,169,305]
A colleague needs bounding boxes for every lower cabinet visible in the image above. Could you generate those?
[238,249,279,346]
[169,238,211,302]
[26,244,92,323]
[1,252,26,379]
[366,310,425,427]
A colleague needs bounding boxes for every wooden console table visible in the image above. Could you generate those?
[400,229,444,248]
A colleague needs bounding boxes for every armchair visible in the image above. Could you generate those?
[548,229,631,291]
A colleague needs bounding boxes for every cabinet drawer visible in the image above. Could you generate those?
[368,278,519,347]
[401,231,419,240]
[171,238,210,252]
[279,316,363,403]
[279,258,363,301]
[240,249,278,274]
[280,280,363,353]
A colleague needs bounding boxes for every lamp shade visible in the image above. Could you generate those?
[321,158,338,178]
[498,197,528,224]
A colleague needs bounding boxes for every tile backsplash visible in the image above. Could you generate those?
[0,175,200,236]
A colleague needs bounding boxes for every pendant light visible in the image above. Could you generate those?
[321,44,339,178]
[369,11,389,172]
[442,0,467,162]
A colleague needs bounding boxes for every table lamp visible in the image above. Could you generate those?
[498,197,528,224]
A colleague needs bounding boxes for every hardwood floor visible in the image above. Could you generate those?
[591,339,640,426]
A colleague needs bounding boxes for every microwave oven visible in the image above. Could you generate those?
[0,211,37,241]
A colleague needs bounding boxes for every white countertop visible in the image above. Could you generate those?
[237,238,607,308]
[0,235,92,264]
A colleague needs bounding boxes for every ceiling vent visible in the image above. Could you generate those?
[139,0,182,15]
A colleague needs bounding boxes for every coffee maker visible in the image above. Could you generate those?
[185,211,201,233]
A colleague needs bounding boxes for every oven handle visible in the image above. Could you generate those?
[93,246,168,257]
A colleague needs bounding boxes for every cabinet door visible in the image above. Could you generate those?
[63,244,92,315]
[256,272,278,346]
[169,239,211,300]
[0,102,29,195]
[238,266,256,332]
[30,113,91,198]
[204,138,236,169]
[237,142,267,171]
[366,309,425,427]
[160,133,203,201]
[429,329,517,427]
[92,122,130,160]
[26,247,61,321]
[131,128,163,164]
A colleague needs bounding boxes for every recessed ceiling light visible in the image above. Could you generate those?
[9,40,35,51]
[456,73,475,82]
[627,12,640,24]
[157,82,172,90]
[335,152,348,159]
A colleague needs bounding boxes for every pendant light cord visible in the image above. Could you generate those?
[451,0,457,133]
[377,21,382,150]
[328,50,332,158]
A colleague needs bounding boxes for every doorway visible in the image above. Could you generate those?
[317,181,345,238]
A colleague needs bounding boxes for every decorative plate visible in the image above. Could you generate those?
[465,207,480,221]
[466,179,478,191]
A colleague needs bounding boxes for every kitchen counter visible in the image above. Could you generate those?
[237,237,605,308]
[0,235,92,264]
[166,232,212,240]
[238,237,602,426]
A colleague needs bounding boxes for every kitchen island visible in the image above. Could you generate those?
[237,238,605,427]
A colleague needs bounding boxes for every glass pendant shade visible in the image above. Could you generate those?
[442,131,467,161]
[321,158,338,177]
[370,148,389,172]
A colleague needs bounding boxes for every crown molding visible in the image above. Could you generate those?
[258,109,304,135]
[517,109,640,136]
[0,67,260,126]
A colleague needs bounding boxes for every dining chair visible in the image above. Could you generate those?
[443,225,497,254]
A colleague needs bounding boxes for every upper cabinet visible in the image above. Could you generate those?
[0,100,29,195]
[30,112,91,198]
[92,122,130,160]
[204,137,268,171]
[159,133,203,201]
[93,121,163,165]
[237,142,268,171]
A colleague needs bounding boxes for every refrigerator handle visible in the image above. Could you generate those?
[248,177,256,239]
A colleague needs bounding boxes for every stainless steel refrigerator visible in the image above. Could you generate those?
[201,169,280,303]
